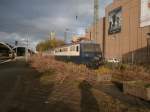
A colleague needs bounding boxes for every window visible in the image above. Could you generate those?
[70,46,76,51]
[82,44,100,52]
[76,46,79,52]
[61,47,68,52]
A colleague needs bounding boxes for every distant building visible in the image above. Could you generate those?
[71,35,90,43]
[50,31,56,40]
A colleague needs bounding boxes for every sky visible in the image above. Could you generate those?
[0,0,112,49]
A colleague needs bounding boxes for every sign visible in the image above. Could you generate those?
[140,0,150,27]
[108,7,122,34]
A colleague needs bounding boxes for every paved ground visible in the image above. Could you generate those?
[0,58,38,112]
[0,59,21,106]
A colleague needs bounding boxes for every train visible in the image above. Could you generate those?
[54,41,103,67]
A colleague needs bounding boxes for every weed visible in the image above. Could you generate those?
[95,66,112,75]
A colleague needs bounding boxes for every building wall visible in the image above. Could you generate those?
[105,0,150,63]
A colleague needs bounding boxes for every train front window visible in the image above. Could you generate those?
[82,44,100,53]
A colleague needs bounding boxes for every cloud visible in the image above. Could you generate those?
[0,0,112,49]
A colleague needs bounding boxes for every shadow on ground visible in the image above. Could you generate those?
[47,101,76,112]
[79,80,100,112]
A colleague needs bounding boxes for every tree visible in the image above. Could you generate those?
[36,39,65,52]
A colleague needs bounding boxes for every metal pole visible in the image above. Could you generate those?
[26,33,29,62]
[93,0,99,42]
[65,28,69,43]
[64,31,67,43]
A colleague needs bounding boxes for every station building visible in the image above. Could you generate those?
[86,0,150,63]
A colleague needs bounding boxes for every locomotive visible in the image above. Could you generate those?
[54,41,103,67]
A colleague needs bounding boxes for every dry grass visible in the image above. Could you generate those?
[29,55,150,83]
[95,66,112,75]
[29,55,97,85]
[113,65,150,82]
[26,55,150,112]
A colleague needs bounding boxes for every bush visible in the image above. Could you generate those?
[95,66,112,75]
[36,38,65,52]
[117,64,129,71]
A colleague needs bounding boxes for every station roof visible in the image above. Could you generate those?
[0,42,13,51]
